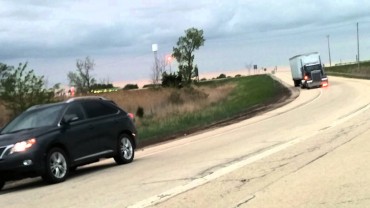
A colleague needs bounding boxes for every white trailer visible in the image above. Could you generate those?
[289,52,328,88]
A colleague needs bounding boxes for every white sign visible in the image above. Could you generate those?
[152,44,158,52]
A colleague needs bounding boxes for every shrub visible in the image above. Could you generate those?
[123,84,139,90]
[91,83,114,90]
[143,84,161,89]
[235,74,242,78]
[136,106,144,118]
[162,72,182,88]
[217,74,227,79]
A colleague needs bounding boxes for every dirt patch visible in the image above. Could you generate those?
[138,76,300,148]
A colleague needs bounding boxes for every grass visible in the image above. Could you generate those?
[325,61,370,79]
[0,75,288,147]
[130,75,287,145]
[0,102,9,127]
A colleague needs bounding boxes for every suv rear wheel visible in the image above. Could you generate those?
[114,134,134,164]
[42,148,69,184]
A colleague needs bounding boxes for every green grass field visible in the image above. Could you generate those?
[325,61,370,79]
[138,75,288,145]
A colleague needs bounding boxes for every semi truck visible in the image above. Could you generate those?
[289,52,328,88]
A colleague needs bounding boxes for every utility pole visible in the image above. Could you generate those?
[327,35,332,67]
[152,44,159,83]
[357,22,360,71]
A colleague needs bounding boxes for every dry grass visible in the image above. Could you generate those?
[0,75,288,145]
[0,102,10,127]
[101,83,235,121]
[0,84,234,128]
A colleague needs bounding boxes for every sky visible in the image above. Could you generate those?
[1,0,370,87]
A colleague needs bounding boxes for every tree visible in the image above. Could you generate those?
[0,62,54,116]
[68,56,96,94]
[0,63,10,78]
[173,27,205,85]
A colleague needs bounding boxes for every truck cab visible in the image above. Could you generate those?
[289,52,328,89]
[301,63,328,88]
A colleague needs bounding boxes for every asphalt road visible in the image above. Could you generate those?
[1,71,370,208]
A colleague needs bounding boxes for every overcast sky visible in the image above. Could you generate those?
[1,0,370,87]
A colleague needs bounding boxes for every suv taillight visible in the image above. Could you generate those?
[128,113,135,121]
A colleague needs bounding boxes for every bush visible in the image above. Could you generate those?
[136,106,144,118]
[162,72,182,88]
[91,83,114,90]
[235,74,242,78]
[217,73,227,79]
[123,84,139,90]
[143,84,161,89]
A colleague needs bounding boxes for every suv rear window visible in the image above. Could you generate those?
[81,100,119,118]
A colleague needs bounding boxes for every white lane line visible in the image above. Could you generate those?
[128,101,370,208]
[128,134,313,208]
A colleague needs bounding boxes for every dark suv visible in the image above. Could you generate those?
[0,96,137,191]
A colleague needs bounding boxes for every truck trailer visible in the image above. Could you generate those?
[289,52,328,88]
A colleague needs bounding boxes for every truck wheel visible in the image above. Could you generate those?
[293,80,300,87]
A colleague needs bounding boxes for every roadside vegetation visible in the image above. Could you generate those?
[0,74,288,146]
[325,61,370,79]
[101,75,288,145]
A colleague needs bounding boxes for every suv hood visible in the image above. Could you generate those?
[0,127,56,146]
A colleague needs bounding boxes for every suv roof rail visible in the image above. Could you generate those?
[66,96,107,103]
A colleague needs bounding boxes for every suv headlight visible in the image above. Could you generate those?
[11,138,37,154]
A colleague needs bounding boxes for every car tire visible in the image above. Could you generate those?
[42,148,69,184]
[114,134,134,165]
[0,181,5,191]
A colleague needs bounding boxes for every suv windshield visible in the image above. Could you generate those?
[1,104,64,134]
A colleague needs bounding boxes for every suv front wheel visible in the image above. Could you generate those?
[42,148,69,184]
[114,134,134,164]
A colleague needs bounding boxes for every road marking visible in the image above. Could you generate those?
[128,134,313,208]
[128,101,370,208]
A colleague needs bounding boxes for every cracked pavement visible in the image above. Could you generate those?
[153,75,370,208]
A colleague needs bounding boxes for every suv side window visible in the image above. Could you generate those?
[81,100,119,118]
[64,103,86,121]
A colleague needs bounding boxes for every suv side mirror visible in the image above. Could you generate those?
[62,114,79,125]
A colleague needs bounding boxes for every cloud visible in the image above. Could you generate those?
[1,0,370,85]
